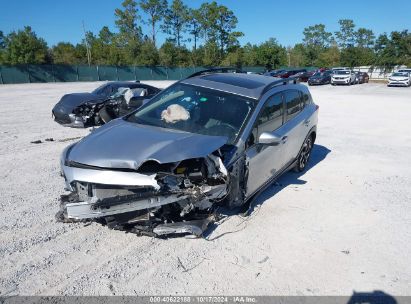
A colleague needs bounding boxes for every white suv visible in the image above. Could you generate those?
[331,70,356,85]
[388,72,411,87]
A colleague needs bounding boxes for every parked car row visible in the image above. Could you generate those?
[264,68,370,86]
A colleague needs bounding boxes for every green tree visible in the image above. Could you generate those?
[242,43,259,66]
[52,42,79,64]
[187,8,203,50]
[302,24,334,66]
[317,45,341,67]
[201,40,221,66]
[115,0,143,43]
[255,38,287,70]
[140,0,167,46]
[159,40,189,66]
[355,28,375,48]
[214,4,243,54]
[221,46,243,67]
[162,0,189,47]
[341,46,375,67]
[303,24,333,48]
[0,30,5,64]
[0,30,5,49]
[137,40,159,65]
[335,19,356,48]
[288,44,307,67]
[2,26,49,64]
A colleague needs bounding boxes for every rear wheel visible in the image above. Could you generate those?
[293,135,313,172]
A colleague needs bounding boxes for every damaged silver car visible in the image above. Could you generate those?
[57,70,319,237]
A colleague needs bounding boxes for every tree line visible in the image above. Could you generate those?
[0,0,410,70]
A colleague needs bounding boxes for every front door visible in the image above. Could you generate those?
[245,92,287,197]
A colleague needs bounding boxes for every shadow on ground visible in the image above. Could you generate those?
[203,144,331,239]
[347,290,398,304]
[250,143,331,211]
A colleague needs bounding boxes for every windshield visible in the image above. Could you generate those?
[335,70,350,75]
[392,72,408,77]
[92,83,113,96]
[314,71,331,76]
[126,83,256,144]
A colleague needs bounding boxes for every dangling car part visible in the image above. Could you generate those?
[52,81,161,128]
[57,70,318,237]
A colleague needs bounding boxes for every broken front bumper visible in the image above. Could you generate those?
[59,154,228,237]
[52,111,85,128]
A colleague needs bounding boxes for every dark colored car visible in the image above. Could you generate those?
[52,81,161,128]
[263,69,286,77]
[356,72,370,84]
[279,69,307,79]
[295,70,315,82]
[308,70,333,85]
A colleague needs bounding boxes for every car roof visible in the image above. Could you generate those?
[106,81,158,89]
[180,73,298,100]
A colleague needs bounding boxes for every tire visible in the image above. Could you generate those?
[99,107,115,124]
[293,135,313,173]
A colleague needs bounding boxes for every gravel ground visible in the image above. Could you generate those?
[0,81,410,296]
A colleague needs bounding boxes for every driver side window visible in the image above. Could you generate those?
[248,93,284,147]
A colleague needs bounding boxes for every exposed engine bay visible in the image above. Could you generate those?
[57,152,231,237]
[73,88,153,127]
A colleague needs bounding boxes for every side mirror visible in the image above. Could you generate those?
[258,132,282,145]
[142,98,151,106]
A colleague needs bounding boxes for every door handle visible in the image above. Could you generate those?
[281,136,288,144]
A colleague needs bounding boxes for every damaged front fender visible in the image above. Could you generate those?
[58,153,229,237]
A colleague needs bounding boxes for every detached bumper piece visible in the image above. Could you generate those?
[57,155,228,237]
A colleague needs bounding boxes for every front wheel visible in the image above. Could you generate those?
[293,136,313,172]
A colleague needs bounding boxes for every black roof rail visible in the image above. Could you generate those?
[186,67,246,79]
[260,76,300,97]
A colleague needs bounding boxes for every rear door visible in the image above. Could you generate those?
[280,90,309,165]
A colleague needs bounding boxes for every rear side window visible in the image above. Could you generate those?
[302,92,312,106]
[284,90,304,122]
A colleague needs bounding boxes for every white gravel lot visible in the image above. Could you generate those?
[0,80,410,297]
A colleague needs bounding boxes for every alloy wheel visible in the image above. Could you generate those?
[299,137,312,170]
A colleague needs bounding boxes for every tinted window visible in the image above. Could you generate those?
[258,93,284,132]
[285,90,303,121]
[248,93,284,146]
[302,92,311,106]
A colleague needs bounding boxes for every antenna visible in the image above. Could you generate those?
[82,20,91,66]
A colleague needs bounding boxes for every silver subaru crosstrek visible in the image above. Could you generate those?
[57,69,319,237]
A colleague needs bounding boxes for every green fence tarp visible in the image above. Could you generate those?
[98,66,118,81]
[117,66,135,81]
[53,65,78,82]
[77,65,98,81]
[28,65,55,83]
[0,65,318,84]
[151,67,168,80]
[0,65,30,84]
[134,67,153,81]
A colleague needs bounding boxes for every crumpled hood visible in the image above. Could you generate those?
[67,119,228,170]
[55,93,106,111]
